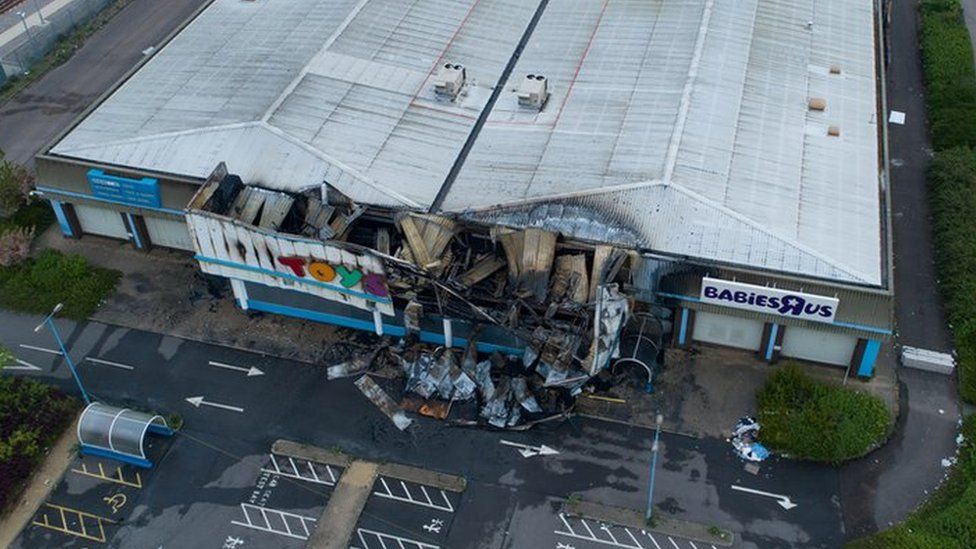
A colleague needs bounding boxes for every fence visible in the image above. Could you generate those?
[0,0,114,85]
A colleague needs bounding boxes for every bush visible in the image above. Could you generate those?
[0,372,79,511]
[919,0,976,150]
[0,150,33,216]
[0,249,121,320]
[849,415,976,548]
[0,227,34,267]
[928,148,976,403]
[756,363,890,463]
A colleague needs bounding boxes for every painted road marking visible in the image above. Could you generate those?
[373,476,454,513]
[352,528,439,549]
[500,439,560,458]
[32,502,116,543]
[730,484,798,510]
[185,395,244,413]
[261,454,338,486]
[19,344,62,356]
[4,358,42,371]
[208,360,264,377]
[230,503,316,540]
[85,357,135,371]
[71,461,143,488]
[554,514,712,549]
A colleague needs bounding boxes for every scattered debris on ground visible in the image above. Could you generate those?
[728,416,770,462]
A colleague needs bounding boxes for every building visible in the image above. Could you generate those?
[34,0,892,377]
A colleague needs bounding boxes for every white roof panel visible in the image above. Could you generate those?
[50,0,883,285]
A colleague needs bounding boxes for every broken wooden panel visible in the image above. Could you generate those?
[495,228,522,283]
[354,375,413,430]
[551,254,589,304]
[589,245,613,302]
[500,228,557,302]
[397,213,457,269]
[329,204,366,241]
[256,190,295,231]
[302,198,335,237]
[458,255,506,287]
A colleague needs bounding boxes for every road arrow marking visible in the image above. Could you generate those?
[4,359,42,371]
[19,344,62,356]
[730,484,798,510]
[86,357,135,371]
[185,396,244,413]
[208,360,264,377]
[500,440,560,458]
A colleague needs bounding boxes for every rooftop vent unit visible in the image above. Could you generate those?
[434,63,466,98]
[517,74,549,110]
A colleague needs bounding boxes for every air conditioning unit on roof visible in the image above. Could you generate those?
[434,63,466,98]
[517,74,548,110]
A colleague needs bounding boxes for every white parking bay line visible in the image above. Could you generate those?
[373,476,454,512]
[86,357,135,371]
[19,344,62,356]
[231,503,316,540]
[4,359,43,371]
[355,528,438,549]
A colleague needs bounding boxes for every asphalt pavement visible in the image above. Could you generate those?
[0,0,206,164]
[0,309,846,548]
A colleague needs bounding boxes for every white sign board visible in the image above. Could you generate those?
[699,277,838,324]
[187,213,394,316]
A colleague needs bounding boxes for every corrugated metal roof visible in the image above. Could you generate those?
[49,0,883,286]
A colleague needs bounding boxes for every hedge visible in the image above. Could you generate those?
[0,357,80,512]
[0,249,121,320]
[919,0,976,150]
[756,363,890,463]
[849,415,976,548]
[928,148,976,402]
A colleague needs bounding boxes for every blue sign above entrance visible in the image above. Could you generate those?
[87,169,161,208]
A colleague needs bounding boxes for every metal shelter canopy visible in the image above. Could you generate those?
[77,402,173,468]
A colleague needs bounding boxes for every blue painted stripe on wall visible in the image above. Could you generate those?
[51,200,73,237]
[765,324,779,361]
[36,185,185,216]
[196,255,393,305]
[858,339,882,377]
[247,299,524,356]
[678,308,689,345]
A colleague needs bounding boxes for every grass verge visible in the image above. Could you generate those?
[0,0,136,106]
[0,346,80,512]
[756,363,890,463]
[848,415,975,548]
[0,249,120,320]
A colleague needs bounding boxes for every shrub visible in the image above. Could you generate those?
[919,0,976,150]
[928,148,976,403]
[849,415,976,548]
[0,375,79,511]
[756,363,890,463]
[0,151,33,216]
[0,249,121,319]
[0,227,34,267]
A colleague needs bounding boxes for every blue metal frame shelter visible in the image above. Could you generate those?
[77,402,173,468]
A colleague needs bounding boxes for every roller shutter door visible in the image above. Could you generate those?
[780,326,858,366]
[143,215,194,251]
[692,311,764,351]
[74,204,128,240]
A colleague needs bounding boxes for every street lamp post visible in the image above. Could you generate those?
[646,413,664,522]
[34,303,91,404]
